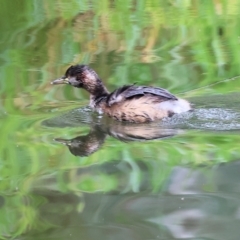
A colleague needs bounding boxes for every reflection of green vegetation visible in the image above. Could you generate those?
[1,0,240,96]
[1,0,240,238]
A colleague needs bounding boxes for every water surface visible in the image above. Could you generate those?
[1,1,240,239]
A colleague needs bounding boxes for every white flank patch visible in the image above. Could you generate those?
[158,99,191,113]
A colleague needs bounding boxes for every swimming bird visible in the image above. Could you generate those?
[51,65,191,123]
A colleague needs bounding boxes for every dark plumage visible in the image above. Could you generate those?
[51,65,191,123]
[106,84,178,106]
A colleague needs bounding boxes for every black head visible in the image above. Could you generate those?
[51,65,94,88]
[51,65,108,96]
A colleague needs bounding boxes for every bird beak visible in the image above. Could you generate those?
[51,77,69,85]
[54,138,71,146]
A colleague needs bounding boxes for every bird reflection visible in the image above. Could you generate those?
[55,125,106,157]
[55,121,180,157]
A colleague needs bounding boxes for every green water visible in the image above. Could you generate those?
[1,1,240,239]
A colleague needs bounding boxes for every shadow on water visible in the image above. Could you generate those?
[54,123,178,157]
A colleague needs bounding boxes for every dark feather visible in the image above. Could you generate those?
[107,84,134,100]
[106,85,177,106]
[124,86,178,99]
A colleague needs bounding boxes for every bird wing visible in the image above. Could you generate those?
[106,85,178,106]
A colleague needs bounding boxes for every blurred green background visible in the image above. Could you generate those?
[1,0,240,239]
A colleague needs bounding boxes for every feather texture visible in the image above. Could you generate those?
[106,85,178,106]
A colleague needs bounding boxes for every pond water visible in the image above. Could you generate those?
[1,1,240,239]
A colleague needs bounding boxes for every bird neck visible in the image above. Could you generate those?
[88,81,109,108]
